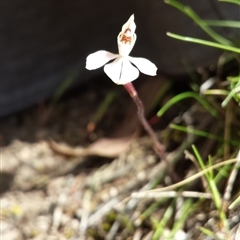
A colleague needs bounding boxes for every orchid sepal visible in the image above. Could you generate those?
[128,57,157,76]
[86,50,118,70]
[104,57,139,85]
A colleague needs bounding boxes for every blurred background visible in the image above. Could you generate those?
[2,0,240,116]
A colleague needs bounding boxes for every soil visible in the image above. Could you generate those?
[1,74,240,240]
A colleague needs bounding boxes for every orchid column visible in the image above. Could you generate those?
[86,15,176,179]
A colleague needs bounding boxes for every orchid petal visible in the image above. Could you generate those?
[117,14,137,56]
[128,57,158,76]
[118,33,136,57]
[86,50,118,70]
[104,57,139,85]
[121,14,136,35]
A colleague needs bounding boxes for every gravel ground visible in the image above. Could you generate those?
[1,77,240,240]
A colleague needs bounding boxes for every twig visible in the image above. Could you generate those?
[135,158,238,194]
[106,220,121,240]
[224,150,240,210]
[79,190,91,240]
[131,190,212,199]
[224,101,233,159]
[88,198,120,227]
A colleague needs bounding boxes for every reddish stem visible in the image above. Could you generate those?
[124,82,178,182]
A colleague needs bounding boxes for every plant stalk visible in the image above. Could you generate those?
[124,82,179,182]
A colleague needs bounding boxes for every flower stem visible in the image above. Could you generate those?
[124,82,179,182]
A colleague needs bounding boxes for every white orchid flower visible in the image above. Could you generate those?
[86,14,157,85]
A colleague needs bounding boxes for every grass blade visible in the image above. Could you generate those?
[157,91,218,117]
[167,32,240,53]
[165,0,233,45]
[219,0,240,5]
[205,20,240,28]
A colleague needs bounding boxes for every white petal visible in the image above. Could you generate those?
[121,14,136,34]
[86,50,118,70]
[117,33,136,57]
[104,57,139,85]
[128,57,158,76]
[120,58,139,84]
[117,14,137,56]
